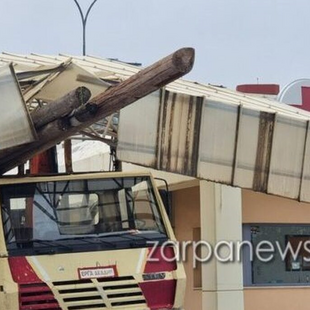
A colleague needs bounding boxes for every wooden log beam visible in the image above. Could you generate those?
[30,87,91,129]
[0,47,195,174]
[70,47,195,125]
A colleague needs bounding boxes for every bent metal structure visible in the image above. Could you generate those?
[3,52,310,310]
[0,48,194,310]
[1,52,308,202]
[0,50,194,310]
[117,80,310,202]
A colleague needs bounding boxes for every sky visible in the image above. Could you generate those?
[0,0,310,89]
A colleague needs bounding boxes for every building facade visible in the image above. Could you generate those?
[172,181,310,310]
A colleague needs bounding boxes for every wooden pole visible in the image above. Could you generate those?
[0,47,195,174]
[31,86,91,129]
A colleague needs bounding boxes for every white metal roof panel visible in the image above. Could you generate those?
[1,51,309,120]
[118,88,310,202]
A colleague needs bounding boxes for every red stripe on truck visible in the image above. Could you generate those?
[8,257,61,310]
[144,246,177,273]
[139,279,176,309]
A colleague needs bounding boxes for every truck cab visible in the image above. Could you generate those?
[0,171,185,310]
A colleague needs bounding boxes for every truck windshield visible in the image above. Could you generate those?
[1,176,167,256]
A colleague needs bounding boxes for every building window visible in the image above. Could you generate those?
[243,224,310,286]
[285,235,310,272]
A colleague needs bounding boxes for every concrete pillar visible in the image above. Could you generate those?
[200,181,244,310]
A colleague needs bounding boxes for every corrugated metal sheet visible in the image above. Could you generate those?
[118,89,310,203]
[117,90,202,176]
[117,90,161,167]
[156,91,202,176]
[199,100,239,183]
[0,64,36,150]
[34,63,110,102]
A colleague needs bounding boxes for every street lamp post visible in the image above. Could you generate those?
[73,0,98,56]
